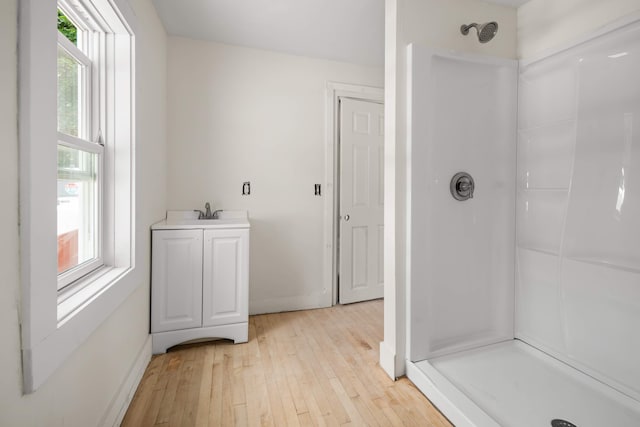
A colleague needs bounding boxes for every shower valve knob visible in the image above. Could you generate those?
[450,172,475,201]
[457,181,472,193]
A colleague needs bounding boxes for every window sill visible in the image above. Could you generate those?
[57,266,131,326]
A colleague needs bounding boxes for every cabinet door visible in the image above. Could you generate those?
[151,229,203,333]
[202,229,249,327]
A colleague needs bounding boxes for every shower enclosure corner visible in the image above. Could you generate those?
[405,19,640,427]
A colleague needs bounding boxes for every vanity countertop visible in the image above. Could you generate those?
[151,210,250,230]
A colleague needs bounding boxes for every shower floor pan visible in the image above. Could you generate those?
[407,340,640,427]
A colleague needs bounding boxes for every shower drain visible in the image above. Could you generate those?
[551,419,577,427]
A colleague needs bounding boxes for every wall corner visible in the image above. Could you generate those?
[379,340,397,380]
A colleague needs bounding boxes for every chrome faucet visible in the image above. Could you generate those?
[194,202,222,219]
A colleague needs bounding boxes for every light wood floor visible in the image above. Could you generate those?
[121,300,452,426]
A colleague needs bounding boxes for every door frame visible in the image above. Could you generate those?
[324,82,384,306]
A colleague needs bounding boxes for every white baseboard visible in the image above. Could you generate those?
[249,293,329,315]
[379,341,397,380]
[100,335,152,427]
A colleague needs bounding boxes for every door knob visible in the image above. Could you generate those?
[343,214,350,221]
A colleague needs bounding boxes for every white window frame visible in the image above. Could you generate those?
[56,30,92,140]
[56,134,104,289]
[56,17,105,289]
[19,0,137,393]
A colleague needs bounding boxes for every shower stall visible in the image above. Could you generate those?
[406,19,640,427]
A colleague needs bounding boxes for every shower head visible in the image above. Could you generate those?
[460,21,498,43]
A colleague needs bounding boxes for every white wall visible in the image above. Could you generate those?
[0,0,167,425]
[166,37,383,314]
[382,0,517,378]
[518,0,640,59]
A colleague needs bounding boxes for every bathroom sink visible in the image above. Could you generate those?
[151,210,250,230]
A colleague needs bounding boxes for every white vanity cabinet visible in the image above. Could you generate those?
[151,211,250,354]
[202,229,249,327]
[151,229,203,333]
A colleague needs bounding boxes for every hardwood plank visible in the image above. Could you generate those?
[121,300,452,427]
[260,314,300,427]
[119,355,164,426]
[154,354,183,424]
[254,315,287,426]
[233,403,248,427]
[296,411,315,427]
[167,353,194,426]
[194,346,214,427]
[207,345,224,426]
[290,315,346,424]
[220,342,241,426]
[243,318,273,427]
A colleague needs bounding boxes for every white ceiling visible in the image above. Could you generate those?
[487,0,529,6]
[153,0,529,67]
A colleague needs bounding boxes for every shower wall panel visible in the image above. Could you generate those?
[516,21,640,400]
[407,45,517,361]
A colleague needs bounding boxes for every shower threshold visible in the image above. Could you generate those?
[406,340,640,427]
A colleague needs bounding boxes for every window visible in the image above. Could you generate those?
[57,6,102,289]
[19,0,136,392]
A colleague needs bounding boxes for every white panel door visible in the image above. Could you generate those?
[339,97,384,304]
[202,229,249,327]
[151,229,203,333]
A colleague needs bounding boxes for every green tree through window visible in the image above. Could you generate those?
[57,9,81,140]
[57,9,77,45]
